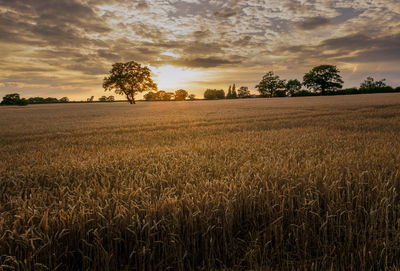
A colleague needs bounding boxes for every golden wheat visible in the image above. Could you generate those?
[1,93,400,270]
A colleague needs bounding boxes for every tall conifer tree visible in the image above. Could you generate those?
[232,83,237,98]
[227,85,232,99]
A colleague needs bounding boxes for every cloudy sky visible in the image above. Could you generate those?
[0,0,399,100]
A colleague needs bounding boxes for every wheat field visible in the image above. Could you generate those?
[1,94,400,270]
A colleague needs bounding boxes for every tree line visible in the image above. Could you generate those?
[2,62,400,106]
[0,94,70,106]
[0,94,119,106]
[144,89,196,101]
[203,65,400,100]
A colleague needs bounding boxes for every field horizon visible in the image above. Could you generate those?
[1,93,400,270]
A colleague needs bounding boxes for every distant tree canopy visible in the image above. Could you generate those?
[303,65,343,95]
[286,79,302,96]
[232,84,237,98]
[226,85,232,99]
[188,94,196,100]
[226,84,238,99]
[103,61,157,104]
[99,96,115,102]
[144,90,175,101]
[175,89,189,101]
[0,95,71,105]
[204,89,225,100]
[27,97,57,104]
[1,93,28,106]
[59,97,69,103]
[360,77,387,91]
[238,86,250,98]
[255,71,286,97]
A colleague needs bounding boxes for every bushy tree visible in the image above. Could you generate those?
[27,97,46,104]
[286,79,302,96]
[144,91,156,101]
[107,96,115,102]
[27,96,60,104]
[204,89,225,100]
[255,71,286,97]
[154,91,166,101]
[99,96,108,102]
[163,92,174,101]
[103,61,157,104]
[238,86,250,98]
[359,77,387,91]
[188,94,196,100]
[303,65,343,95]
[175,89,188,101]
[1,93,28,106]
[59,97,69,103]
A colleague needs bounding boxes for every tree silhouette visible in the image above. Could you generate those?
[103,61,157,104]
[360,77,387,91]
[1,93,28,106]
[286,79,302,96]
[227,85,232,99]
[144,91,156,101]
[255,71,286,97]
[175,89,189,101]
[238,86,250,98]
[232,83,238,98]
[204,89,225,100]
[303,65,343,95]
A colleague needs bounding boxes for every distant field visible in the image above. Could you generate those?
[1,94,400,270]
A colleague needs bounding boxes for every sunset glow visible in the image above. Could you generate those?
[0,1,399,100]
[150,65,205,91]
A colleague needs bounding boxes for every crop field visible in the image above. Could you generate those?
[1,93,400,270]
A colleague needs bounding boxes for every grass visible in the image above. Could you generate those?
[1,93,400,270]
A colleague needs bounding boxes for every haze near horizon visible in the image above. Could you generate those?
[0,0,399,100]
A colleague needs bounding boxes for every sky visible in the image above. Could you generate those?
[0,0,399,100]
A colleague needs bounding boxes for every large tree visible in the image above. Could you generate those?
[255,71,286,97]
[303,65,343,95]
[204,89,225,100]
[103,61,157,104]
[286,79,302,96]
[238,86,250,98]
[175,89,188,101]
[1,93,28,106]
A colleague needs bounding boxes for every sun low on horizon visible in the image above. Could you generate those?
[150,65,207,93]
[0,0,399,100]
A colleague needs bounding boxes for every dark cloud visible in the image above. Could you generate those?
[136,1,149,10]
[193,30,211,40]
[97,50,121,62]
[334,34,400,62]
[131,23,164,41]
[233,36,252,46]
[183,42,224,55]
[177,57,241,68]
[297,17,331,30]
[1,0,110,33]
[276,32,400,66]
[214,7,238,18]
[65,63,108,75]
[321,34,373,51]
